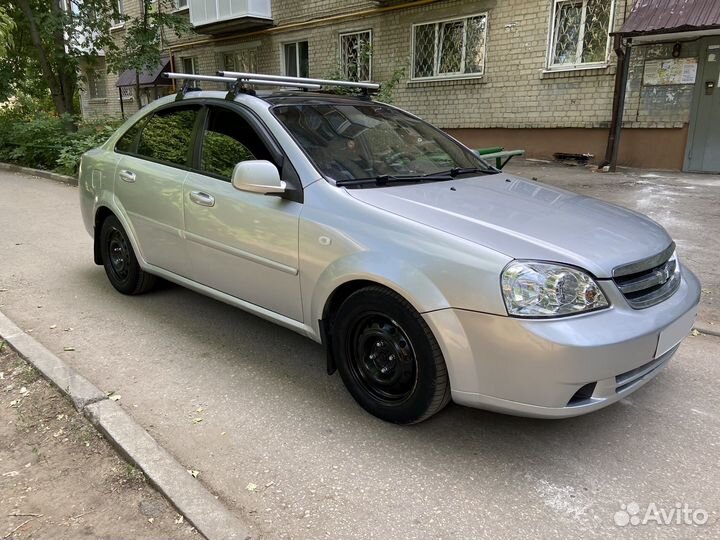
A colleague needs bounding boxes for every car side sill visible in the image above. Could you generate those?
[143,263,318,341]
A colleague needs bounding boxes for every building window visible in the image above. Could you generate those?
[282,41,309,78]
[412,14,487,80]
[87,70,107,99]
[340,30,372,82]
[111,0,124,28]
[182,57,198,74]
[175,0,188,9]
[221,48,258,73]
[548,0,614,69]
[120,87,134,101]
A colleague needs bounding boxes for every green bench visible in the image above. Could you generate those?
[475,147,525,169]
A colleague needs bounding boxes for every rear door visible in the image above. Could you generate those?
[183,104,303,321]
[114,104,201,276]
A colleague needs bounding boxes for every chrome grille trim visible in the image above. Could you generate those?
[612,243,680,309]
[613,242,675,278]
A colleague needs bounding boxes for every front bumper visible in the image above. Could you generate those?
[423,268,701,418]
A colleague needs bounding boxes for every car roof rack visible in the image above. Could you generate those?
[166,72,381,101]
[164,72,325,101]
[218,71,381,96]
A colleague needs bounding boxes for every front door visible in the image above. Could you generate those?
[183,105,303,321]
[686,37,720,173]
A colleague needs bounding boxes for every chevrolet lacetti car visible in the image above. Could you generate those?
[78,72,701,424]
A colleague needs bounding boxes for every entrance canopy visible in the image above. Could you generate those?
[615,0,720,41]
[116,57,173,88]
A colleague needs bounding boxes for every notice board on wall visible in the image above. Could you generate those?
[643,57,698,86]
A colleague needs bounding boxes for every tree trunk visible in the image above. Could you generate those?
[16,0,77,130]
[135,70,141,111]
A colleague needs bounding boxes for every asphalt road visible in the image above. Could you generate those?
[1,169,718,539]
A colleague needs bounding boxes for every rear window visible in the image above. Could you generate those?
[136,106,200,167]
[115,117,148,154]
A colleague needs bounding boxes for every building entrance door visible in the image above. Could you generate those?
[686,37,720,173]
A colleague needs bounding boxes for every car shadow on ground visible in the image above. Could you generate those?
[78,266,682,475]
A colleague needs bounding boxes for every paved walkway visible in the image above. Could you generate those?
[1,168,718,539]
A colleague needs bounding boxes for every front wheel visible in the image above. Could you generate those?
[99,215,156,295]
[332,286,451,424]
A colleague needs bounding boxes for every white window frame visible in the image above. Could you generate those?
[339,29,373,82]
[281,40,310,78]
[411,13,488,82]
[110,0,124,29]
[174,0,189,11]
[181,57,198,74]
[119,86,134,102]
[87,69,107,100]
[545,0,615,72]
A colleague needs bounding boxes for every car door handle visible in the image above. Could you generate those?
[119,170,136,183]
[189,191,215,207]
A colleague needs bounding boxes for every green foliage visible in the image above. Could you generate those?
[108,0,191,77]
[0,95,120,174]
[55,120,120,174]
[0,0,122,115]
[323,61,408,103]
[0,5,15,57]
[376,65,407,104]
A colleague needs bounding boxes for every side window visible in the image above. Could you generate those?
[136,106,200,167]
[115,116,147,153]
[200,107,273,180]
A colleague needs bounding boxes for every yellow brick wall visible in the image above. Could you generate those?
[82,0,693,133]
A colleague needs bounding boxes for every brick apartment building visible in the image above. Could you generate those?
[79,0,720,172]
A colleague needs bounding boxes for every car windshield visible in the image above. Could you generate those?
[272,102,495,184]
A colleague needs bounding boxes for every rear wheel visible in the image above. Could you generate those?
[332,286,450,424]
[99,215,156,295]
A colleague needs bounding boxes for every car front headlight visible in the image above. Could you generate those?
[501,261,609,317]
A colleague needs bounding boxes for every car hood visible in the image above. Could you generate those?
[346,173,672,278]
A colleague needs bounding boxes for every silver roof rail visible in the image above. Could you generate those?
[217,71,381,93]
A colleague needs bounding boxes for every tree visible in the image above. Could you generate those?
[0,0,189,128]
[0,5,14,57]
[1,0,119,124]
[106,0,189,108]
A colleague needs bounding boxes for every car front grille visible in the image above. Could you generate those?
[612,243,681,309]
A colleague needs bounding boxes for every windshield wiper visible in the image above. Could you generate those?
[336,174,454,187]
[429,166,498,177]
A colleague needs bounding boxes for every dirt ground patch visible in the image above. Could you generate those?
[0,342,200,539]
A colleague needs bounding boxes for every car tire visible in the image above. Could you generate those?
[99,215,156,295]
[332,286,451,424]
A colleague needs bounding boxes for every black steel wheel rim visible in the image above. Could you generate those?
[346,312,418,405]
[107,228,130,282]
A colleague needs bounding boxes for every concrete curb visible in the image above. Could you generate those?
[0,162,78,186]
[0,310,251,540]
[695,326,720,338]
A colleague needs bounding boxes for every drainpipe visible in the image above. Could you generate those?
[604,35,632,172]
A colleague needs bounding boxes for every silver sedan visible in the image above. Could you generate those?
[78,86,700,424]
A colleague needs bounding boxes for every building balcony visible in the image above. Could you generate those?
[188,0,273,35]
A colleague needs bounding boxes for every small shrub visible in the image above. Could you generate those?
[0,96,121,175]
[56,120,120,175]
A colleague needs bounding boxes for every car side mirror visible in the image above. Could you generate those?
[231,160,286,195]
